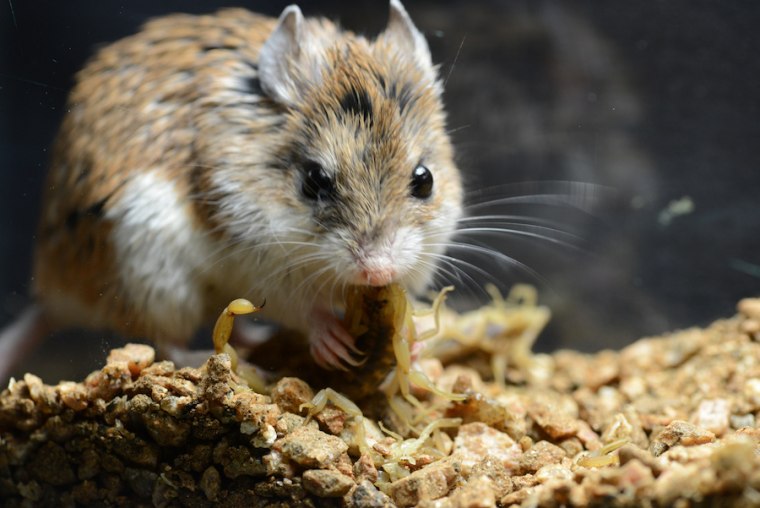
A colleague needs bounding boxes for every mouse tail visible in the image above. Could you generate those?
[0,304,51,384]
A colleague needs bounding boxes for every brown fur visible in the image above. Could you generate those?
[33,5,462,351]
[35,10,275,337]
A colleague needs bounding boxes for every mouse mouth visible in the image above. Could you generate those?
[354,266,398,287]
[349,243,400,287]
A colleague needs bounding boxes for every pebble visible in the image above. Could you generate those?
[274,424,349,468]
[691,398,730,436]
[302,468,354,497]
[388,458,460,507]
[452,422,522,474]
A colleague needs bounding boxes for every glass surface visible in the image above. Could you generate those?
[1,0,757,381]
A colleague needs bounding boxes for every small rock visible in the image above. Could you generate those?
[334,452,354,478]
[388,458,460,507]
[653,463,710,506]
[500,488,532,507]
[650,420,715,456]
[274,424,348,468]
[213,440,266,478]
[77,448,100,480]
[618,444,664,476]
[200,466,220,501]
[535,463,573,482]
[619,375,647,400]
[275,412,311,436]
[106,344,155,377]
[615,458,656,492]
[85,362,133,401]
[738,298,760,320]
[735,426,760,442]
[740,318,760,335]
[710,439,756,490]
[29,441,75,487]
[583,350,620,389]
[345,479,394,508]
[527,399,578,440]
[470,456,513,498]
[574,420,602,451]
[743,378,760,410]
[263,449,297,478]
[558,437,584,457]
[158,394,194,417]
[201,354,238,413]
[691,399,730,436]
[270,377,314,414]
[314,406,349,435]
[574,386,623,432]
[434,475,496,508]
[234,397,280,434]
[517,440,566,474]
[250,423,278,448]
[141,410,191,447]
[17,481,42,501]
[354,453,379,483]
[501,474,540,505]
[452,422,522,474]
[447,393,526,440]
[140,361,175,377]
[302,469,354,497]
[253,476,308,501]
[57,382,88,411]
[124,467,157,499]
[730,413,755,430]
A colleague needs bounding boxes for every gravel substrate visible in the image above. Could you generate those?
[2,298,760,507]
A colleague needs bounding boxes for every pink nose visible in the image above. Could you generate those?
[361,268,396,286]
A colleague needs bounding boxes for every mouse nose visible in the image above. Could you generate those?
[353,238,398,286]
[359,266,397,286]
[352,230,399,286]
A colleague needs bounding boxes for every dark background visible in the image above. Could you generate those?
[1,0,758,381]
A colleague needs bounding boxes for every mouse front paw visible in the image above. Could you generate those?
[308,308,364,371]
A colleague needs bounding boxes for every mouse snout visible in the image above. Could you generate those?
[358,265,397,286]
[351,236,398,287]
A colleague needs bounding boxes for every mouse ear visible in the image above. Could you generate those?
[382,0,434,76]
[259,5,320,106]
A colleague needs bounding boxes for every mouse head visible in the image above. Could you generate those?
[257,1,463,294]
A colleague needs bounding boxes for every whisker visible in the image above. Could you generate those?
[464,181,612,214]
[429,241,548,286]
[425,250,511,293]
[457,216,584,240]
[454,226,585,253]
[443,35,466,89]
[416,254,486,302]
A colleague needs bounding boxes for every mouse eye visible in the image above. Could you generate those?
[410,164,433,199]
[302,161,335,201]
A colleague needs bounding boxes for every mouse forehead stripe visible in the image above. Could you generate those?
[386,81,417,114]
[339,85,373,124]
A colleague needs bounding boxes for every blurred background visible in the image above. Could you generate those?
[1,0,758,381]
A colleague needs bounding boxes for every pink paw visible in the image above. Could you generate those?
[308,309,364,370]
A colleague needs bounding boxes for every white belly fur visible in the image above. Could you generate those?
[106,169,213,340]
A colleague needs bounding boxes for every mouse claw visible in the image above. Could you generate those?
[332,323,365,356]
[308,310,364,371]
[312,334,366,371]
[311,342,349,372]
[330,335,365,366]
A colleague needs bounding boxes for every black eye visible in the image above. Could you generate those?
[302,161,334,201]
[410,164,433,199]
